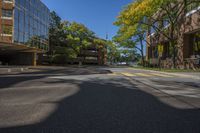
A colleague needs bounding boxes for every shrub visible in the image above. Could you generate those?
[52,54,68,64]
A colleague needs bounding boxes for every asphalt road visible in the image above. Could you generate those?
[0,66,200,133]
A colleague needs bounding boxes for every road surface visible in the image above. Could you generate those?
[0,66,200,133]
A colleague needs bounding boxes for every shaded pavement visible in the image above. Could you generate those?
[0,67,200,133]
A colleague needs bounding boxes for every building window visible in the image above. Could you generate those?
[13,0,50,51]
[2,9,13,18]
[193,33,200,55]
[2,0,13,3]
[2,25,13,35]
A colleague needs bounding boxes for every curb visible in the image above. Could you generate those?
[0,67,29,74]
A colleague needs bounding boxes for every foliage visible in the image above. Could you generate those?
[114,0,200,68]
[49,11,64,54]
[120,49,138,63]
[52,54,68,64]
[113,24,146,66]
[49,11,108,64]
[107,41,139,64]
[61,21,95,58]
[107,41,121,64]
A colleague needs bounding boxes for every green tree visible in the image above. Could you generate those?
[49,11,108,65]
[49,11,64,55]
[114,0,199,68]
[106,41,120,64]
[62,21,96,64]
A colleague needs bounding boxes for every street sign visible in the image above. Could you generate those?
[158,44,164,57]
[158,44,164,53]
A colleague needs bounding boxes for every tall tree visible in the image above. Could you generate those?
[114,0,199,68]
[49,11,108,64]
[49,11,63,55]
[107,41,121,64]
[113,24,147,66]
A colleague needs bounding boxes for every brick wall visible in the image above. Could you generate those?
[146,6,200,69]
[0,1,14,43]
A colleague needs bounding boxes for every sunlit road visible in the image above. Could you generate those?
[0,66,200,133]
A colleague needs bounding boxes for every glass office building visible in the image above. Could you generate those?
[14,0,50,51]
[0,0,50,51]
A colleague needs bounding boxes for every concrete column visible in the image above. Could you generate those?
[9,52,38,66]
[98,49,102,65]
[32,52,37,66]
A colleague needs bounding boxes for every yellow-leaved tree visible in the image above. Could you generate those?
[114,0,199,68]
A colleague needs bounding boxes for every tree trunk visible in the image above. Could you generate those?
[140,38,145,67]
[170,23,176,69]
[172,43,176,69]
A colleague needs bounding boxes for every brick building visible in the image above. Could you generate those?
[146,1,200,69]
[0,0,50,66]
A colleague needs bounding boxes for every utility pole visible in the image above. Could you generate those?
[106,32,108,40]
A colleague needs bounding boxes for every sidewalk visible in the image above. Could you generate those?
[0,66,30,75]
[129,68,200,80]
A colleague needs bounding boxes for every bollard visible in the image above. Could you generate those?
[8,69,11,73]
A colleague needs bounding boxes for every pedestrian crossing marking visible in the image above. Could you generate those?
[121,73,136,77]
[150,73,173,78]
[135,73,152,77]
[121,72,174,78]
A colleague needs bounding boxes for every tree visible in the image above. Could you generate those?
[107,41,121,64]
[49,11,108,65]
[114,0,199,68]
[113,25,146,66]
[120,49,137,64]
[49,11,63,55]
[62,21,96,64]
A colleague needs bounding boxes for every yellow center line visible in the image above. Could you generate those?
[134,73,152,77]
[116,72,174,78]
[121,72,136,77]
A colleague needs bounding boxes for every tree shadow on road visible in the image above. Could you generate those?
[0,67,112,89]
[0,78,200,133]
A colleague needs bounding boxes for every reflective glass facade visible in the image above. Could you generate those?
[14,0,50,51]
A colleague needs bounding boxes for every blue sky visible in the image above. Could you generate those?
[41,0,132,40]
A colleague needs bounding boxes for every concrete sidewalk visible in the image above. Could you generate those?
[128,68,200,80]
[0,66,30,74]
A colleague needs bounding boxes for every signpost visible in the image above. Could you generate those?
[158,44,164,57]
